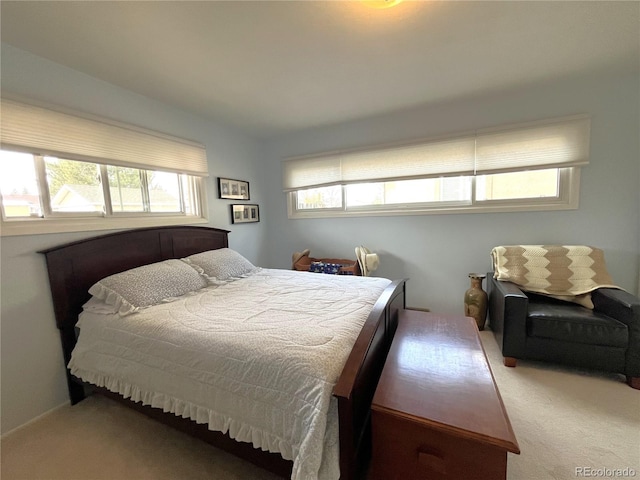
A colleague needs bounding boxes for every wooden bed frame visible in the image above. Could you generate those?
[39,226,406,480]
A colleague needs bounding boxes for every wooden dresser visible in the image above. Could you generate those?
[370,310,520,480]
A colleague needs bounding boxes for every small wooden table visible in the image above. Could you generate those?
[370,310,520,480]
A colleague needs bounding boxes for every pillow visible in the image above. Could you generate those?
[182,248,259,282]
[82,296,119,315]
[545,293,594,309]
[88,259,208,315]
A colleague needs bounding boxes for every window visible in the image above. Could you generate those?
[1,151,201,218]
[0,99,208,235]
[284,115,589,218]
[346,177,472,207]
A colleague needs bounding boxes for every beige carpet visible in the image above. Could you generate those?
[480,331,640,480]
[2,331,639,480]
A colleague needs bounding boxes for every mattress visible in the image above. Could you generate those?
[69,268,391,480]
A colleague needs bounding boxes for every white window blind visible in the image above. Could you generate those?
[283,154,343,191]
[340,136,476,183]
[474,115,590,174]
[0,99,208,176]
[282,114,590,191]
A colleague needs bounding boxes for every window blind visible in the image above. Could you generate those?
[283,136,476,192]
[474,115,590,174]
[0,99,208,176]
[282,115,590,191]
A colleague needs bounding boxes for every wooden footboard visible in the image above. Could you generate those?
[40,226,406,479]
[334,279,406,480]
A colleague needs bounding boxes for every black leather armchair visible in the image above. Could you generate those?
[487,274,640,389]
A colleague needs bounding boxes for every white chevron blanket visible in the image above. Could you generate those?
[491,245,618,308]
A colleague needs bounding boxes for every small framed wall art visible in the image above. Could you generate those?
[218,177,250,200]
[231,204,260,224]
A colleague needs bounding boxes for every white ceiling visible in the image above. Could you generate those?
[2,1,638,139]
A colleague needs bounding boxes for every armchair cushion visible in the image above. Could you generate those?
[527,293,628,347]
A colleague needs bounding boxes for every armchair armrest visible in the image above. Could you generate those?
[592,288,640,377]
[487,274,529,358]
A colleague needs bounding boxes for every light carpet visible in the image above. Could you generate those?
[2,330,639,480]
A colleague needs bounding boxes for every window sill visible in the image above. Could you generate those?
[288,198,579,219]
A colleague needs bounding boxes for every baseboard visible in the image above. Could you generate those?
[1,401,68,440]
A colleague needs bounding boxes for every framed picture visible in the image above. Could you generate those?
[218,177,250,200]
[231,204,260,224]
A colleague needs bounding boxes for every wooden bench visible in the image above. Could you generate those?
[370,310,520,480]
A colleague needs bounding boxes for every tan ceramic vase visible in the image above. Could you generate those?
[464,273,488,330]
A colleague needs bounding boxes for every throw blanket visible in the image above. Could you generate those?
[491,245,618,308]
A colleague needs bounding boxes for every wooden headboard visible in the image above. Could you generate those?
[39,226,229,403]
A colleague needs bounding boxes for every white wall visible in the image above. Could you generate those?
[262,69,640,313]
[0,44,267,434]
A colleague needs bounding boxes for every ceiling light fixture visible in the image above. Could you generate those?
[361,0,403,9]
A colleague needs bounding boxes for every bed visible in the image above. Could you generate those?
[40,226,406,480]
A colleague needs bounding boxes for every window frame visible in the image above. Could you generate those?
[284,114,589,219]
[0,150,208,237]
[287,167,580,219]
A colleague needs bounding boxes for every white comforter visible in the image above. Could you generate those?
[69,269,391,480]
